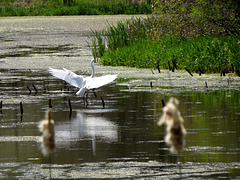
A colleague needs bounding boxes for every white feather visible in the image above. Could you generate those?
[49,59,118,97]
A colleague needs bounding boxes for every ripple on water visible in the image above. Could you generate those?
[0,161,238,179]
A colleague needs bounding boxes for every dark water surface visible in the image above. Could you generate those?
[0,70,239,179]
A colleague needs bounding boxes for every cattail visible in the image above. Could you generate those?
[39,108,55,156]
[158,97,186,154]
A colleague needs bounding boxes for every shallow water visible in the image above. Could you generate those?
[0,70,239,179]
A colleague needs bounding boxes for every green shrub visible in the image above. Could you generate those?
[0,1,152,16]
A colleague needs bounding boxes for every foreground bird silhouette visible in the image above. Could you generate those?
[39,108,55,156]
[49,59,118,100]
[158,97,186,154]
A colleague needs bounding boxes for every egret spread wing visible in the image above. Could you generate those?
[86,74,118,89]
[49,67,84,88]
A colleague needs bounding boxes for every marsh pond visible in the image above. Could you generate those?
[0,16,240,179]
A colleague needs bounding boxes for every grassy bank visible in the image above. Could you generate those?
[101,36,240,75]
[90,18,240,76]
[0,0,152,16]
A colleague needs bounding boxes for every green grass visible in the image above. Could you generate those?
[99,36,240,76]
[0,0,152,16]
[90,17,153,60]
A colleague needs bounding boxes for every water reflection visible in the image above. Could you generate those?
[75,110,118,143]
[55,109,118,155]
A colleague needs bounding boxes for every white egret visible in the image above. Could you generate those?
[48,59,118,98]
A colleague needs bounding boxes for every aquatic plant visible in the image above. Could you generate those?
[100,35,240,76]
[90,17,154,61]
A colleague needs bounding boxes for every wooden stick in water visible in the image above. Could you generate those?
[49,99,52,108]
[150,69,154,74]
[68,99,72,114]
[27,86,31,94]
[184,68,193,76]
[161,99,165,107]
[32,84,38,95]
[157,64,161,73]
[20,101,23,115]
[0,101,2,114]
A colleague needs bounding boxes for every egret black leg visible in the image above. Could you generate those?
[92,89,97,98]
[83,92,89,106]
[86,92,89,105]
[100,96,105,109]
[83,92,86,106]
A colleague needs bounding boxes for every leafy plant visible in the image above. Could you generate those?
[100,35,240,76]
[90,17,154,60]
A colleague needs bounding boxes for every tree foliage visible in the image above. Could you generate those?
[151,0,240,38]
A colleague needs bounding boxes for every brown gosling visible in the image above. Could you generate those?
[158,97,186,154]
[39,108,55,156]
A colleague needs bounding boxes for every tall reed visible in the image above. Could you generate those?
[99,35,240,76]
[90,17,153,61]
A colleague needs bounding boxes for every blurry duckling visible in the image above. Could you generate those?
[39,108,55,156]
[158,97,186,154]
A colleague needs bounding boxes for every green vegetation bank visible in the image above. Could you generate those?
[91,0,240,76]
[0,0,152,16]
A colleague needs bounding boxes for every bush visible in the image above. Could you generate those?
[152,0,240,38]
[0,1,152,16]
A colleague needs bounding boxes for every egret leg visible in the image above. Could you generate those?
[92,89,97,98]
[83,92,89,106]
[83,93,86,105]
[100,96,105,109]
